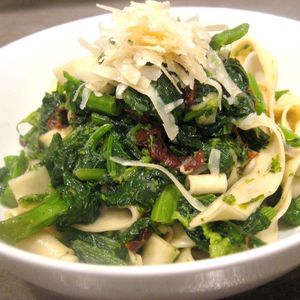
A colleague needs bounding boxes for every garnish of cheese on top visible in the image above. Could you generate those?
[56,0,241,140]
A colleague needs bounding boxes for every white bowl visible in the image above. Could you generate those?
[0,7,300,300]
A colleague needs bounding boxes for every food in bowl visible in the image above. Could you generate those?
[0,1,299,266]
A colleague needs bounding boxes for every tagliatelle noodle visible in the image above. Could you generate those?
[257,155,300,243]
[74,206,141,232]
[231,36,278,119]
[274,93,300,157]
[17,231,78,262]
[190,113,285,227]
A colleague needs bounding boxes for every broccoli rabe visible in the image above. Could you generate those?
[101,168,169,210]
[0,151,28,207]
[282,196,300,226]
[186,206,274,258]
[59,227,128,264]
[210,23,249,51]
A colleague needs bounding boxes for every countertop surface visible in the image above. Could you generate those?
[0,0,300,299]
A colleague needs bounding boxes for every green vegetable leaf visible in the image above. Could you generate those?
[238,127,270,151]
[275,90,289,100]
[242,206,276,234]
[224,58,249,92]
[117,217,155,244]
[71,239,127,265]
[0,151,29,207]
[282,196,300,226]
[102,168,169,210]
[279,125,300,147]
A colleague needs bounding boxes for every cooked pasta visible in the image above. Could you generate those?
[0,1,299,265]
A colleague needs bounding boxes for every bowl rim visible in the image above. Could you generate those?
[0,5,300,277]
[1,227,299,276]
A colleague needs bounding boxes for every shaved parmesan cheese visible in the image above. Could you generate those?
[116,83,128,99]
[113,60,141,85]
[164,99,184,113]
[207,49,241,99]
[143,86,178,140]
[60,1,248,140]
[110,156,206,211]
[80,86,91,109]
[160,65,182,94]
[71,83,85,103]
[208,148,221,174]
[140,65,162,81]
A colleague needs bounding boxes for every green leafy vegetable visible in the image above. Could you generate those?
[275,90,290,100]
[238,127,270,151]
[282,196,300,226]
[279,125,300,147]
[224,58,249,92]
[185,226,209,253]
[117,217,155,244]
[59,227,127,259]
[196,194,217,206]
[0,151,29,207]
[172,197,198,228]
[122,87,155,116]
[184,95,218,124]
[71,239,127,265]
[102,168,169,210]
[201,223,244,257]
[151,74,183,121]
[106,131,131,180]
[242,206,276,234]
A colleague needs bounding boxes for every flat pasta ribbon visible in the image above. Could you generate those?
[231,36,277,119]
[257,154,300,243]
[190,113,285,227]
[74,206,141,232]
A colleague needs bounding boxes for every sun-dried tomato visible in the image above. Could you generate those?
[125,228,152,252]
[136,128,205,172]
[248,150,258,160]
[181,150,205,172]
[136,128,182,168]
[47,108,68,130]
[184,86,196,107]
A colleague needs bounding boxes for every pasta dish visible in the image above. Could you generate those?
[0,1,299,265]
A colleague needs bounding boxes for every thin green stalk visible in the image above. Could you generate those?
[0,193,68,244]
[151,185,181,224]
[87,94,121,116]
[210,23,249,51]
[84,123,113,149]
[247,72,266,114]
[74,168,107,181]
